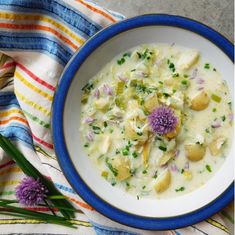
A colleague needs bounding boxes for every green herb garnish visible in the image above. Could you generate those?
[105,158,118,176]
[204,63,210,69]
[175,186,185,192]
[181,80,188,85]
[132,152,138,158]
[173,73,179,78]
[103,121,108,128]
[221,115,226,122]
[159,146,167,152]
[163,92,170,98]
[117,57,125,65]
[211,94,221,103]
[82,82,93,92]
[84,143,89,148]
[212,108,217,112]
[153,171,158,179]
[206,164,212,172]
[92,125,101,134]
[142,169,148,174]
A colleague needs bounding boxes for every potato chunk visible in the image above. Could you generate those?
[190,91,210,111]
[99,136,111,154]
[112,157,131,181]
[142,141,151,166]
[124,120,148,142]
[209,136,226,156]
[144,93,159,113]
[159,151,174,166]
[154,169,171,193]
[177,50,199,70]
[94,98,109,110]
[185,144,206,161]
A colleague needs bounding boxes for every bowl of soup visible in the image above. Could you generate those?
[52,14,234,230]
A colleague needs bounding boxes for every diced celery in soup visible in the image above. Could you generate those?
[80,44,233,199]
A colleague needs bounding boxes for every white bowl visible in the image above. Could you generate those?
[52,14,234,230]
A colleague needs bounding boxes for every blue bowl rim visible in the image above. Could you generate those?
[52,14,234,230]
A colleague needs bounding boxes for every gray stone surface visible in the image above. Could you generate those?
[95,0,234,42]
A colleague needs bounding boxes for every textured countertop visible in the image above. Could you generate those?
[95,0,234,42]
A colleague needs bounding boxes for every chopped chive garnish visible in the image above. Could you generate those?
[136,52,142,59]
[159,146,167,152]
[117,57,125,65]
[142,169,147,174]
[213,68,217,71]
[221,115,226,121]
[132,152,138,158]
[205,128,210,133]
[181,80,188,85]
[204,63,210,69]
[163,93,170,98]
[130,69,136,72]
[206,164,212,172]
[211,94,221,103]
[103,121,108,127]
[123,52,131,57]
[105,158,118,176]
[212,108,217,112]
[122,150,129,155]
[181,169,185,174]
[173,73,179,78]
[84,143,89,147]
[153,171,158,179]
[92,125,101,134]
[175,186,185,192]
[158,81,163,85]
[183,74,188,78]
[137,132,143,136]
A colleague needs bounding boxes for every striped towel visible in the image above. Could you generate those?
[0,0,233,234]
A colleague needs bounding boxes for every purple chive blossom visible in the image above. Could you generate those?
[85,116,95,124]
[196,78,205,84]
[211,122,221,128]
[103,84,114,96]
[170,164,179,172]
[190,68,198,80]
[16,177,48,206]
[174,149,180,158]
[86,131,94,141]
[148,106,178,135]
[118,75,128,82]
[184,162,190,170]
[94,89,100,98]
[228,113,234,121]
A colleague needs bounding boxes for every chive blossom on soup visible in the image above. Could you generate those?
[148,106,178,135]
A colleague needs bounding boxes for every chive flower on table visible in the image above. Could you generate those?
[148,106,178,135]
[16,177,48,206]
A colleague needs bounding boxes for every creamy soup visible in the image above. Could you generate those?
[80,44,233,199]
